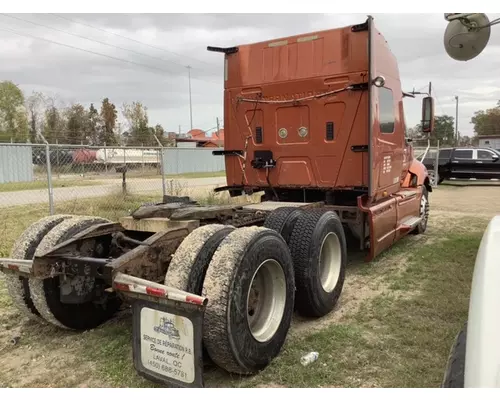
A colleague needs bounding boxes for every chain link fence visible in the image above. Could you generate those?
[0,138,444,221]
[412,138,441,186]
[0,143,227,219]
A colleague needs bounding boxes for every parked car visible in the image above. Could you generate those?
[421,147,500,185]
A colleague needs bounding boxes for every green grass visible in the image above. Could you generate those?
[441,180,500,187]
[0,187,488,387]
[0,187,259,258]
[57,223,483,388]
[79,316,159,388]
[237,231,482,388]
[166,171,225,179]
[0,193,156,257]
[0,179,99,193]
[0,171,225,193]
[0,186,258,387]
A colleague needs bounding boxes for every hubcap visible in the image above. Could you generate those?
[428,171,437,186]
[246,259,287,343]
[420,193,429,229]
[319,232,342,293]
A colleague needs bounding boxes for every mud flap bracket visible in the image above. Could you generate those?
[114,274,207,388]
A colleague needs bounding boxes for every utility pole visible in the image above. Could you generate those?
[187,65,193,131]
[216,117,220,137]
[455,96,459,145]
[428,81,433,140]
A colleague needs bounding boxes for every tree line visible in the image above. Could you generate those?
[408,100,500,147]
[4,77,498,148]
[0,80,174,147]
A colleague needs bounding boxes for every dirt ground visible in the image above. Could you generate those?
[0,183,499,388]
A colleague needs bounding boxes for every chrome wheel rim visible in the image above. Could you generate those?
[319,232,342,293]
[246,259,287,343]
[420,192,429,229]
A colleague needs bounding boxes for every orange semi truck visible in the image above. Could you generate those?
[0,16,434,387]
[210,15,434,261]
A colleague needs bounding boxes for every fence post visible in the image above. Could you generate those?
[38,133,54,215]
[122,168,127,196]
[154,135,167,200]
[122,147,127,195]
[104,141,108,174]
[434,139,440,187]
[141,143,145,175]
[56,139,60,178]
[80,140,85,177]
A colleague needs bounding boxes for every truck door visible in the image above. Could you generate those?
[450,148,475,180]
[474,148,500,180]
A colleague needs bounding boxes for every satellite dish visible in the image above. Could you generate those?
[444,13,491,61]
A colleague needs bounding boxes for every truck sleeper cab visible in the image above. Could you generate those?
[210,16,434,260]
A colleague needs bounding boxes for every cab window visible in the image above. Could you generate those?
[477,149,495,160]
[439,149,452,159]
[378,87,395,134]
[454,149,473,159]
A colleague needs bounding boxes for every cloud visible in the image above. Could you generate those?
[0,12,499,137]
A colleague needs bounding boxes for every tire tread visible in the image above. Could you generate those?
[288,209,347,317]
[4,214,72,321]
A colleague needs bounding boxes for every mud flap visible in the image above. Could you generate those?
[131,298,205,388]
[113,273,207,388]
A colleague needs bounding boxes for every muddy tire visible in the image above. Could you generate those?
[202,226,295,375]
[442,322,467,388]
[3,214,72,322]
[288,210,347,318]
[28,216,121,330]
[263,207,304,244]
[165,224,236,366]
[413,186,429,235]
[164,224,235,294]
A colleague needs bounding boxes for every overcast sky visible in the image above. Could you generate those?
[1,13,500,138]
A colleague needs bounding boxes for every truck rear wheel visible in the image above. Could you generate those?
[202,227,295,375]
[165,224,236,366]
[4,214,73,322]
[28,216,121,330]
[288,210,347,318]
[263,207,304,244]
[164,224,235,294]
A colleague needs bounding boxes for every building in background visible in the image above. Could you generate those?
[174,128,224,148]
[478,135,500,151]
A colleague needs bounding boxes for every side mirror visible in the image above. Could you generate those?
[492,154,499,162]
[421,96,435,134]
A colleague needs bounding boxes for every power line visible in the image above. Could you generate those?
[430,87,449,116]
[0,26,220,84]
[1,13,186,74]
[49,13,216,69]
[1,13,221,84]
[413,84,429,93]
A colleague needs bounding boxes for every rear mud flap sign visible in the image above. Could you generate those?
[132,299,205,388]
